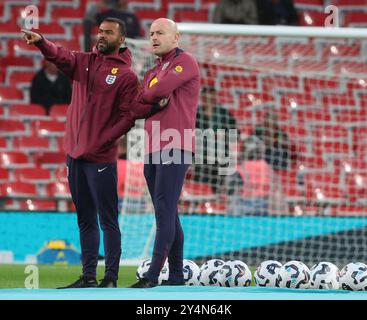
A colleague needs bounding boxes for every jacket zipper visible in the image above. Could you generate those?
[75,61,103,148]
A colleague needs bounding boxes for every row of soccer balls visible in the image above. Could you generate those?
[137,258,367,290]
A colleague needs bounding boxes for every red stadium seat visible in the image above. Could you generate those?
[0,182,37,197]
[19,199,57,211]
[35,22,66,36]
[69,201,76,212]
[9,104,47,119]
[281,125,308,140]
[313,141,350,156]
[51,6,85,19]
[312,125,348,140]
[182,181,214,199]
[196,201,228,215]
[55,166,68,183]
[277,169,302,198]
[281,93,316,109]
[46,181,70,198]
[8,71,36,86]
[321,93,356,109]
[174,9,209,22]
[334,158,367,178]
[304,78,340,93]
[12,136,50,151]
[56,137,65,152]
[297,156,327,172]
[281,43,317,59]
[329,205,367,216]
[321,43,361,59]
[0,137,7,149]
[0,168,9,182]
[117,160,146,198]
[13,167,51,183]
[31,119,65,137]
[335,109,367,123]
[49,104,68,119]
[345,172,367,202]
[0,87,24,102]
[331,0,367,5]
[0,68,5,84]
[305,172,345,203]
[34,152,66,167]
[243,43,277,58]
[7,39,40,57]
[247,59,289,72]
[135,9,168,20]
[343,12,367,27]
[296,109,332,123]
[294,0,323,4]
[298,11,328,27]
[333,61,367,75]
[239,124,255,138]
[0,56,34,67]
[292,60,328,73]
[0,151,29,168]
[353,127,367,156]
[0,119,26,136]
[238,92,275,109]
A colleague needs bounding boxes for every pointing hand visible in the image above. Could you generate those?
[21,29,42,45]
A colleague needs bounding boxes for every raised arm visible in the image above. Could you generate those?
[21,29,79,79]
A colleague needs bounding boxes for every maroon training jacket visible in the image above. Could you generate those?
[35,37,153,163]
[141,47,201,155]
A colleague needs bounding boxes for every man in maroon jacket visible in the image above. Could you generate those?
[130,18,201,288]
[22,18,166,288]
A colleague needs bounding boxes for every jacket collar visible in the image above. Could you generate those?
[92,46,132,65]
[155,47,184,66]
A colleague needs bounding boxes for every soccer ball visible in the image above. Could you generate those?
[309,262,340,290]
[183,259,201,286]
[158,261,169,284]
[254,260,282,287]
[276,260,310,289]
[136,258,151,280]
[339,262,367,291]
[217,260,252,287]
[198,259,225,286]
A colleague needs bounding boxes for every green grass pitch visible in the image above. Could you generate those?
[0,264,257,289]
[0,264,137,289]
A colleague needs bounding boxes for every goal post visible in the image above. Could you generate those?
[120,24,367,267]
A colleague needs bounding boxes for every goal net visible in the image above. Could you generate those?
[120,24,367,267]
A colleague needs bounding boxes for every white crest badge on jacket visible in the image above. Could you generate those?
[162,62,170,70]
[106,74,116,85]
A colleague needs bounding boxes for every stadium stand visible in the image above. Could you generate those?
[1,0,367,213]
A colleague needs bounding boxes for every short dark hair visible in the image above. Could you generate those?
[101,17,126,36]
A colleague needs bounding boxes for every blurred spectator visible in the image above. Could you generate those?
[252,110,295,170]
[226,157,273,215]
[84,0,142,51]
[30,60,72,115]
[212,0,259,24]
[193,85,238,193]
[256,0,299,26]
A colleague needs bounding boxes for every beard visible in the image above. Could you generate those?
[97,39,120,54]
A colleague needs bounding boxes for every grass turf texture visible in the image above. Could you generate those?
[0,264,257,289]
[0,264,136,289]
